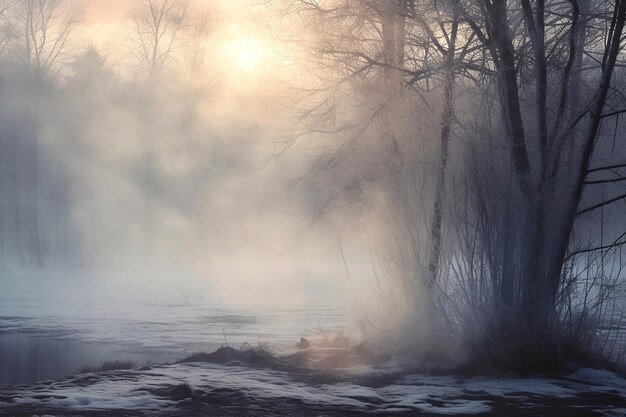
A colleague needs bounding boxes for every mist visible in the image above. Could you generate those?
[1,0,626,415]
[0,0,362,304]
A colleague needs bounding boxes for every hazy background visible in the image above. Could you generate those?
[0,0,377,313]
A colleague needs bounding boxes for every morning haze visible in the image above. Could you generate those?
[0,1,625,415]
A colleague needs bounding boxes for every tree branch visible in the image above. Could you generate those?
[577,192,626,215]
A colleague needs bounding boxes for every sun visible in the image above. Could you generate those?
[215,26,287,91]
[234,42,265,70]
[223,35,274,73]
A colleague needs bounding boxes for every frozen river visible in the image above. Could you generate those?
[0,268,352,385]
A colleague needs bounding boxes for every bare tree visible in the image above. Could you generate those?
[182,10,213,79]
[128,0,191,76]
[11,0,81,266]
[279,0,626,369]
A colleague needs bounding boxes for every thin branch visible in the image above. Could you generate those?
[577,192,626,215]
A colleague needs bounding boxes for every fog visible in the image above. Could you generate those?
[0,0,373,309]
[1,0,626,396]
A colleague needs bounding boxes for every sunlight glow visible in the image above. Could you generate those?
[224,35,274,73]
[235,44,264,70]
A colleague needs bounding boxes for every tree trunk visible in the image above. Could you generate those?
[427,10,458,287]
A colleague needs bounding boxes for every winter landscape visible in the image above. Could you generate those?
[1,0,626,415]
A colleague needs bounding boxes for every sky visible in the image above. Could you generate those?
[74,0,286,98]
[80,0,249,22]
[78,0,253,44]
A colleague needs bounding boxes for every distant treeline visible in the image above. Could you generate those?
[0,0,242,266]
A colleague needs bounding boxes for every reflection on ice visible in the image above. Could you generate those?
[0,334,174,385]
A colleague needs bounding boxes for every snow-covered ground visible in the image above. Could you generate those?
[1,359,626,415]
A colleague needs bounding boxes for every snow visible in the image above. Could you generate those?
[412,400,492,415]
[2,361,626,415]
[570,367,626,386]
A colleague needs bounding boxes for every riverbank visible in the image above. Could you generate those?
[1,345,625,416]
